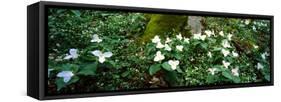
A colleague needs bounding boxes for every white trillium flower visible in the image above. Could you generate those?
[205,30,214,37]
[232,51,239,57]
[231,67,239,76]
[91,34,102,43]
[257,63,264,70]
[57,71,74,83]
[176,33,183,40]
[222,40,231,48]
[245,20,250,25]
[176,45,184,52]
[193,33,206,40]
[156,42,165,49]
[208,68,217,75]
[165,37,172,43]
[222,60,230,69]
[154,51,165,62]
[253,44,259,49]
[227,34,233,40]
[261,52,269,60]
[200,35,206,40]
[221,49,230,57]
[193,33,201,40]
[152,35,161,43]
[207,52,212,58]
[219,31,224,36]
[168,60,179,70]
[64,48,79,60]
[164,44,172,51]
[91,50,113,63]
[184,37,190,43]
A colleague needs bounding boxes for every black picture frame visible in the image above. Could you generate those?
[27,1,274,100]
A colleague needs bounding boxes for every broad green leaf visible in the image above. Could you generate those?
[121,71,130,77]
[265,75,270,81]
[162,62,173,71]
[206,75,215,83]
[149,64,161,75]
[164,71,178,86]
[78,62,98,76]
[68,76,79,84]
[200,43,208,49]
[61,64,79,73]
[71,10,81,17]
[232,76,241,83]
[55,78,66,91]
[176,68,183,73]
[192,41,200,46]
[222,70,233,80]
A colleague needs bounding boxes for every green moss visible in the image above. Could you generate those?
[138,14,188,43]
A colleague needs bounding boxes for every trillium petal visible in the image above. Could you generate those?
[92,50,102,57]
[164,44,171,51]
[91,34,103,43]
[63,55,73,60]
[153,51,165,62]
[69,49,78,55]
[63,76,72,83]
[103,52,113,58]
[176,45,183,51]
[156,42,165,48]
[168,60,179,70]
[152,35,161,43]
[98,56,106,63]
[57,71,74,83]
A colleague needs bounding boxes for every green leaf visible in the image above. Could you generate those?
[222,70,233,80]
[161,62,173,71]
[265,74,270,81]
[78,62,98,76]
[55,78,66,91]
[200,43,208,49]
[206,75,215,83]
[68,76,79,84]
[164,71,178,86]
[192,41,200,46]
[61,64,79,73]
[174,53,182,60]
[149,64,161,75]
[121,71,130,77]
[176,68,183,73]
[71,10,81,17]
[213,47,222,51]
[232,76,241,83]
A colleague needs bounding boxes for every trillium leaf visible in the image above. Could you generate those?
[71,10,81,17]
[149,64,161,75]
[176,67,183,73]
[55,78,66,91]
[68,76,79,84]
[164,71,178,86]
[78,62,98,76]
[121,71,130,77]
[61,64,79,73]
[222,70,233,80]
[265,74,270,81]
[206,75,215,84]
[200,43,208,49]
[232,76,241,83]
[161,62,173,71]
[192,41,200,46]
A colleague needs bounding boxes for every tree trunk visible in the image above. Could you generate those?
[138,14,188,44]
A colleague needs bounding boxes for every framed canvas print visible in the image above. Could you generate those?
[27,1,274,100]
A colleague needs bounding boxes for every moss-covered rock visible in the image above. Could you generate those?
[138,14,188,43]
